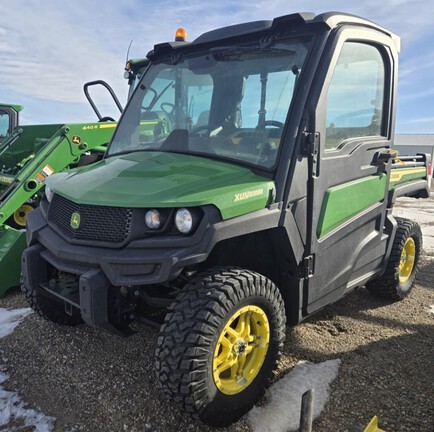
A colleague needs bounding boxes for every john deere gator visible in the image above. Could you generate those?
[22,12,430,426]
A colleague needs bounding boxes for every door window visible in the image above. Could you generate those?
[325,42,386,150]
[0,110,10,141]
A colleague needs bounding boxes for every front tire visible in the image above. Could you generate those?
[366,217,422,300]
[155,267,286,427]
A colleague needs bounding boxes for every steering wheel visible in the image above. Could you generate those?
[161,102,175,115]
[254,120,283,163]
[98,116,116,122]
[256,120,284,132]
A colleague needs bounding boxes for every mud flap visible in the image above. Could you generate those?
[79,269,110,326]
[79,269,135,337]
[0,226,26,296]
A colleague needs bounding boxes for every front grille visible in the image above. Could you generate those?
[48,194,132,243]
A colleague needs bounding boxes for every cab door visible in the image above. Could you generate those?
[304,30,397,313]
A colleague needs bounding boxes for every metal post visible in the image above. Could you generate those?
[299,389,314,432]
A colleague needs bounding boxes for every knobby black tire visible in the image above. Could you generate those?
[155,267,286,427]
[366,217,422,300]
[21,278,83,326]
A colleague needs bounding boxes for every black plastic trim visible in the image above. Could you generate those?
[25,204,281,287]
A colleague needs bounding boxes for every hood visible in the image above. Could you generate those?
[47,152,275,220]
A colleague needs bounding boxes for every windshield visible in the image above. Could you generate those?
[108,37,311,169]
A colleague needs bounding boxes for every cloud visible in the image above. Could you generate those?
[0,3,126,103]
[400,116,434,125]
[396,113,434,134]
[1,0,433,131]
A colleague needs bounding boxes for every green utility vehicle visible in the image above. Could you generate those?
[22,13,430,426]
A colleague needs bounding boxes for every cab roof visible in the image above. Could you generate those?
[149,11,400,59]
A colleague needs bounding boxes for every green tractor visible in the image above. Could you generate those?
[22,13,429,426]
[0,103,23,142]
[0,59,150,296]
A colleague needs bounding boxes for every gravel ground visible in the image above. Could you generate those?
[0,202,433,432]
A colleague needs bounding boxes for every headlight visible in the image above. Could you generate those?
[145,209,161,230]
[45,186,54,203]
[175,208,193,234]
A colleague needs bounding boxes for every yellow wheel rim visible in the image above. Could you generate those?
[399,237,416,284]
[213,305,270,395]
[13,204,34,227]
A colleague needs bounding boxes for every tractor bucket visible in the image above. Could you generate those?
[0,225,26,296]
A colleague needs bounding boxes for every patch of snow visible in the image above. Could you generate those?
[0,307,55,431]
[0,307,32,338]
[247,359,341,432]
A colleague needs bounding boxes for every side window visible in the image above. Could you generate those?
[325,42,386,150]
[0,109,11,141]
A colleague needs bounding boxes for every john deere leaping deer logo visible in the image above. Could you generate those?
[72,135,82,145]
[70,212,81,229]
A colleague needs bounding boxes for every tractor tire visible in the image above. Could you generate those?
[366,217,422,300]
[155,267,286,427]
[6,203,35,229]
[21,278,83,326]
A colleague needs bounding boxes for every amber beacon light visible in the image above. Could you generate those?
[175,28,187,42]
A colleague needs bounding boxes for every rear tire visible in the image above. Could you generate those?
[155,267,286,427]
[21,278,83,326]
[366,217,422,300]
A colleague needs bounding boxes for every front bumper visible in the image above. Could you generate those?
[22,204,219,332]
[22,201,281,332]
[25,203,219,286]
[22,243,113,329]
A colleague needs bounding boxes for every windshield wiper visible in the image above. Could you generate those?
[210,46,295,60]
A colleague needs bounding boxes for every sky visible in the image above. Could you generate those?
[0,0,433,134]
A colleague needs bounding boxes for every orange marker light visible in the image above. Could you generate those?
[175,28,187,42]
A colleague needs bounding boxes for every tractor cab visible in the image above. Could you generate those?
[0,104,23,143]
